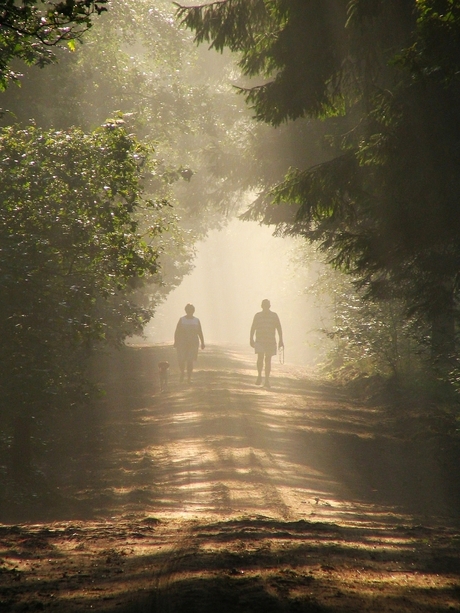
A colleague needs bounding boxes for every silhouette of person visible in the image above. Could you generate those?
[174,303,205,383]
[250,299,284,388]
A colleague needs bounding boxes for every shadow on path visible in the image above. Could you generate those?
[12,342,454,527]
[0,345,459,612]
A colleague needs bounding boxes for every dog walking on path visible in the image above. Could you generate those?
[158,361,170,391]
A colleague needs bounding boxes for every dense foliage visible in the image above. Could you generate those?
[0,0,259,294]
[0,120,165,477]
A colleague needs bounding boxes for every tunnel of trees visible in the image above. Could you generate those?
[1,0,460,495]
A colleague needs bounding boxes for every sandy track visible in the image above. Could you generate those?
[116,344,357,525]
[1,344,459,612]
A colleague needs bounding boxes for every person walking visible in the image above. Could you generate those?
[250,299,284,388]
[174,303,205,383]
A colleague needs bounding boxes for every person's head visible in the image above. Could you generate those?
[261,299,271,311]
[185,303,195,316]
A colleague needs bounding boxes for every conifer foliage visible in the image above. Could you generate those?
[178,0,460,369]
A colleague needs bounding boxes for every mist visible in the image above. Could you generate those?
[1,5,459,611]
[145,218,321,365]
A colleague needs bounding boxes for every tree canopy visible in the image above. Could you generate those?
[0,0,107,90]
[0,0,266,308]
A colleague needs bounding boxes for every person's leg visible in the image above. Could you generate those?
[264,354,272,387]
[187,360,193,383]
[256,353,263,384]
[177,348,185,382]
[178,355,185,382]
[178,350,187,382]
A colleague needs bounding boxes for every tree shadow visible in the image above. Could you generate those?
[1,344,458,526]
[0,517,459,612]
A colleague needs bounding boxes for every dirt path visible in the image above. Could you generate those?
[0,344,459,612]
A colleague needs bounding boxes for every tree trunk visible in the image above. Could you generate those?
[430,285,456,373]
[10,414,32,482]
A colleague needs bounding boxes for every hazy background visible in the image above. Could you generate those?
[144,218,322,365]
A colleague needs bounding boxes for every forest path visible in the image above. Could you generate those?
[1,344,459,613]
[95,343,454,526]
[118,343,349,524]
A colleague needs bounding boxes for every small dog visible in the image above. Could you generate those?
[158,361,170,391]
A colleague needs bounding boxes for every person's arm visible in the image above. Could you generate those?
[275,314,284,348]
[250,315,257,347]
[174,319,182,347]
[198,320,205,349]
